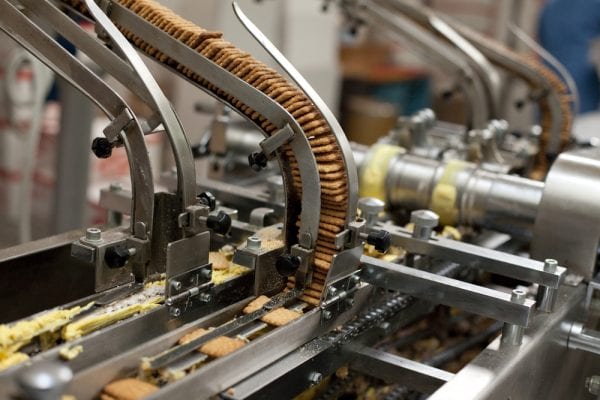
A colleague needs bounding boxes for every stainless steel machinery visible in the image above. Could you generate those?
[0,1,600,400]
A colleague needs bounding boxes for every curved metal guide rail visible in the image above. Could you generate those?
[84,0,197,218]
[385,0,501,118]
[341,0,491,129]
[232,1,359,226]
[0,0,155,239]
[95,0,323,254]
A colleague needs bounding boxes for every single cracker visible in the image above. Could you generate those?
[243,295,270,314]
[102,378,159,400]
[261,308,302,327]
[200,336,246,358]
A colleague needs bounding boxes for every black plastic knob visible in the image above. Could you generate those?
[276,254,301,277]
[104,245,130,269]
[248,151,268,172]
[366,230,391,253]
[91,137,113,159]
[206,211,232,235]
[198,192,216,211]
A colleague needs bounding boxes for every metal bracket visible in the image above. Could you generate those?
[320,272,361,324]
[291,244,315,290]
[259,124,294,160]
[103,108,134,141]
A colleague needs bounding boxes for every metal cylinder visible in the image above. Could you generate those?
[569,322,600,356]
[383,154,544,237]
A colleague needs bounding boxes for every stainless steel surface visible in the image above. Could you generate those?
[500,289,527,346]
[568,322,600,357]
[385,154,544,237]
[346,343,454,394]
[532,150,600,279]
[380,224,566,288]
[361,256,536,326]
[429,284,598,400]
[17,361,72,400]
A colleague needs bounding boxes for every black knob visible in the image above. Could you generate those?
[248,151,268,172]
[198,192,216,211]
[276,254,301,277]
[206,211,231,235]
[91,137,113,159]
[104,245,131,268]
[366,230,391,253]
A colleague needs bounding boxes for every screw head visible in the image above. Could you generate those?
[358,197,385,214]
[85,227,102,242]
[410,209,439,228]
[308,371,323,386]
[543,259,558,273]
[199,293,212,303]
[510,289,527,304]
[247,236,262,250]
[169,307,181,317]
[170,280,182,291]
[323,310,332,320]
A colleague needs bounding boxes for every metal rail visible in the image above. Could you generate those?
[0,0,154,238]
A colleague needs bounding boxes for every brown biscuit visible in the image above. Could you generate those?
[178,328,208,345]
[102,378,159,400]
[209,252,229,270]
[200,336,246,358]
[314,258,331,270]
[261,308,302,327]
[243,295,270,314]
[299,294,321,306]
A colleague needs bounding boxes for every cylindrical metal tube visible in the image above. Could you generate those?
[569,322,600,356]
[381,153,544,237]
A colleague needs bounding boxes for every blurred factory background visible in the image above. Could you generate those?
[0,0,592,247]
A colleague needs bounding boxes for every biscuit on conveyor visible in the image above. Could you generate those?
[101,378,159,400]
[200,336,246,358]
[209,252,229,270]
[242,295,270,314]
[261,308,302,327]
[178,327,209,345]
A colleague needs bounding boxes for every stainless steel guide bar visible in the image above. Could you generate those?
[360,256,536,326]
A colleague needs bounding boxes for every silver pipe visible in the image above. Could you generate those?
[383,154,543,237]
[569,322,600,356]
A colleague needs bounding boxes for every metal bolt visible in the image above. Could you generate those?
[200,268,212,280]
[199,293,212,303]
[323,310,332,320]
[350,275,361,286]
[586,375,600,395]
[85,227,102,242]
[358,197,385,228]
[379,321,391,333]
[18,361,73,400]
[169,307,181,317]
[328,286,338,298]
[537,259,559,313]
[170,280,182,291]
[501,289,527,346]
[345,298,355,307]
[308,371,323,386]
[543,259,558,273]
[410,210,439,240]
[247,236,262,251]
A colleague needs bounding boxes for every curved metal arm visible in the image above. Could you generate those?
[233,1,359,225]
[84,0,197,217]
[386,0,501,117]
[106,0,322,249]
[343,0,490,129]
[0,0,154,238]
[509,23,579,116]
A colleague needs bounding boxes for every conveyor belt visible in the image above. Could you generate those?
[63,0,349,303]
